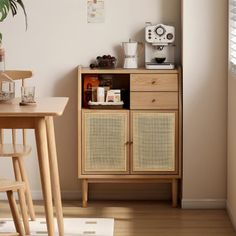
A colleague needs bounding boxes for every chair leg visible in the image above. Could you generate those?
[6,190,25,236]
[12,157,30,235]
[18,158,36,221]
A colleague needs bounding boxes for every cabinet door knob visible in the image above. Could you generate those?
[152,99,156,103]
[125,141,133,145]
[152,81,156,85]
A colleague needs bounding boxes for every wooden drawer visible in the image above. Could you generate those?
[130,74,178,92]
[130,92,178,109]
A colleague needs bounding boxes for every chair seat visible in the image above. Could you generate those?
[0,179,25,192]
[0,144,31,157]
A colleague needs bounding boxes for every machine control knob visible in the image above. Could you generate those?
[155,26,165,36]
[167,33,174,40]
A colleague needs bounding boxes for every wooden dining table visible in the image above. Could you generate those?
[0,97,69,236]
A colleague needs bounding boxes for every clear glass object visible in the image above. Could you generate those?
[0,76,15,102]
[21,86,35,103]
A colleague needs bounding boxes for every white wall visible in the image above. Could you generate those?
[228,4,236,226]
[0,0,181,200]
[182,0,228,208]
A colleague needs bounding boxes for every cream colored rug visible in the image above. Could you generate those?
[0,218,114,236]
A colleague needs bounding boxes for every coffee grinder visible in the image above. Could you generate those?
[122,39,138,69]
[145,23,175,69]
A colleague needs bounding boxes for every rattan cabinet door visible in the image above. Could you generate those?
[82,110,129,174]
[131,111,178,173]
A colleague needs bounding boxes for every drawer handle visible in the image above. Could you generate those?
[125,141,133,145]
[152,99,156,103]
[152,81,156,85]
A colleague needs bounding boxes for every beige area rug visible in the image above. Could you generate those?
[0,218,114,236]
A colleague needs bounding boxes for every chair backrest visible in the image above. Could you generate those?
[0,70,33,146]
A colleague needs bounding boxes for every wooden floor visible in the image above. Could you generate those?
[0,200,235,236]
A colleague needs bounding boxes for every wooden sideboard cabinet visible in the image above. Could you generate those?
[78,67,182,207]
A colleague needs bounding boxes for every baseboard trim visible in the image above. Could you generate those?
[227,201,236,231]
[0,191,43,201]
[181,198,226,209]
[0,191,81,201]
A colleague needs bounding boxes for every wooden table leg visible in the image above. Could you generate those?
[46,116,64,236]
[35,117,55,236]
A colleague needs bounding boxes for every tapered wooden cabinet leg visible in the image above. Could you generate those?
[46,117,64,236]
[12,157,30,235]
[35,117,55,236]
[18,158,36,221]
[7,190,25,236]
[82,179,88,208]
[172,179,178,208]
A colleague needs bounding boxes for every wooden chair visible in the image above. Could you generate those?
[0,70,36,222]
[0,179,29,236]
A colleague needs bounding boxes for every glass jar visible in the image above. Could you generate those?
[0,76,15,102]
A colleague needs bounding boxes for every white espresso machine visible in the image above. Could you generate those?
[145,23,175,69]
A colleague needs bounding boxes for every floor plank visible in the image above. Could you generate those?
[0,200,235,236]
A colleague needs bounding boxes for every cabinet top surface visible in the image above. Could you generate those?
[79,67,179,74]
